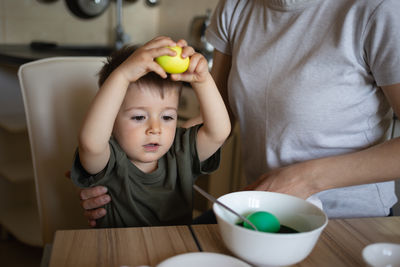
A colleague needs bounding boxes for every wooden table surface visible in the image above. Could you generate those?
[192,216,400,267]
[49,225,198,267]
[49,216,400,267]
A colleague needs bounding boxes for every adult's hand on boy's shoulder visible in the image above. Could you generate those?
[79,186,111,227]
[65,171,110,227]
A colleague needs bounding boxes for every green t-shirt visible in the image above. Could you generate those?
[71,125,220,228]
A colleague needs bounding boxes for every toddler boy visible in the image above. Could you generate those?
[71,36,231,227]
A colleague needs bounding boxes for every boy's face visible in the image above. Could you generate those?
[113,84,179,172]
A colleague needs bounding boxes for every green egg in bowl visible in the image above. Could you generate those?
[213,191,328,267]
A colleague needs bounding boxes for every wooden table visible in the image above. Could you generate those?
[49,217,400,267]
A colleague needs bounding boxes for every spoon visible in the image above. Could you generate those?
[193,184,258,231]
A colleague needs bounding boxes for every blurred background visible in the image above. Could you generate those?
[0,0,216,47]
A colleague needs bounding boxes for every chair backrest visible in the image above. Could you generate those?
[18,57,105,244]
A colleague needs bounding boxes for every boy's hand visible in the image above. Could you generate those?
[170,39,210,85]
[117,36,178,83]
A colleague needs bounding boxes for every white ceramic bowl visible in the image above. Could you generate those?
[213,191,328,267]
[362,243,400,267]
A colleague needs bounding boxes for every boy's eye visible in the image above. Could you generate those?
[162,115,175,121]
[131,115,146,121]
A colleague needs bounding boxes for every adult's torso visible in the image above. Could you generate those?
[206,0,399,217]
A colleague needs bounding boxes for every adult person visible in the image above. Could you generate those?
[79,0,400,225]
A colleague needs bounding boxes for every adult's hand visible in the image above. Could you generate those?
[79,186,111,227]
[243,161,319,200]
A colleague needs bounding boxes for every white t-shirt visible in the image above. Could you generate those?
[206,0,400,217]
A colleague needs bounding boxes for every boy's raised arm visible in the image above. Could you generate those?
[171,41,231,162]
[78,71,130,174]
[191,72,231,162]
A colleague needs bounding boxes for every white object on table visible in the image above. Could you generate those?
[213,191,328,267]
[156,252,251,267]
[362,243,400,267]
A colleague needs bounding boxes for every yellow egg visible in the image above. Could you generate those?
[155,46,190,74]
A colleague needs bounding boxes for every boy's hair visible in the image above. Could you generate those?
[98,45,182,97]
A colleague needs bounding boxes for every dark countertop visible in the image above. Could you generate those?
[0,43,114,65]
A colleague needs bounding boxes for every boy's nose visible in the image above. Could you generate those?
[146,119,161,135]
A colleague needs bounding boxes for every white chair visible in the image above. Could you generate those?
[18,57,105,245]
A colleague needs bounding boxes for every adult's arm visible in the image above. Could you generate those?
[248,83,400,199]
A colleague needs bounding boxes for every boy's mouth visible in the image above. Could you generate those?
[143,143,160,152]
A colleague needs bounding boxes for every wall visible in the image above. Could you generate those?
[0,0,158,45]
[0,0,218,46]
[158,0,218,41]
